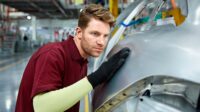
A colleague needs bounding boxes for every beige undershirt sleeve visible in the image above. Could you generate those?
[33,77,93,112]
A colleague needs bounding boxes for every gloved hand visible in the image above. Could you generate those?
[87,47,130,88]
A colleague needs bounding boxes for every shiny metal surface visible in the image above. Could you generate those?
[93,0,200,112]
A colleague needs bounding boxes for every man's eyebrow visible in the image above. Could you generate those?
[90,30,109,35]
[90,31,100,34]
[91,30,100,32]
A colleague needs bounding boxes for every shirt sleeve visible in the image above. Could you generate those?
[31,49,64,98]
[33,77,93,112]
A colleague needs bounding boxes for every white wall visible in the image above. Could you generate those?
[17,19,77,42]
[17,19,78,28]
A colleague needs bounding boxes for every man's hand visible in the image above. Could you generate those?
[87,47,131,88]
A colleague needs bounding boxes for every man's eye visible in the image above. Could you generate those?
[104,35,109,39]
[91,32,99,36]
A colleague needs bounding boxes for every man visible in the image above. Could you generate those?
[15,4,130,112]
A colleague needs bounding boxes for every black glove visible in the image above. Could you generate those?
[87,47,130,88]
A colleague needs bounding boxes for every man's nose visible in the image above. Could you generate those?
[97,36,105,46]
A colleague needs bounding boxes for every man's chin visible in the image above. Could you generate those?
[90,53,101,57]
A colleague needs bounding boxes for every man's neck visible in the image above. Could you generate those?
[73,36,88,59]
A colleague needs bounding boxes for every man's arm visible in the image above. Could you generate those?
[33,47,130,112]
[33,77,92,112]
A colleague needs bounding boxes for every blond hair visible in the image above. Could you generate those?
[78,4,115,29]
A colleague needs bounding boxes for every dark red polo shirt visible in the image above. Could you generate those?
[15,36,88,112]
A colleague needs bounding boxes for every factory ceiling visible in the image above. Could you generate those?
[0,0,89,19]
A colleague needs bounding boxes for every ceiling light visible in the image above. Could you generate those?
[27,16,31,20]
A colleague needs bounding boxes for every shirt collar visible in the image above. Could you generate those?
[65,35,88,64]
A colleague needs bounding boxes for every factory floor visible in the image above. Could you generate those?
[0,51,33,112]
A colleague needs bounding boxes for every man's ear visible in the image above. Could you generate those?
[75,27,82,40]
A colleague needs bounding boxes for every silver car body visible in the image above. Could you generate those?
[92,0,200,112]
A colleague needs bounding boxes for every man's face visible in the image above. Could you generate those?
[78,18,110,57]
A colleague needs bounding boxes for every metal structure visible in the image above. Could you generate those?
[0,0,83,19]
[92,0,200,112]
